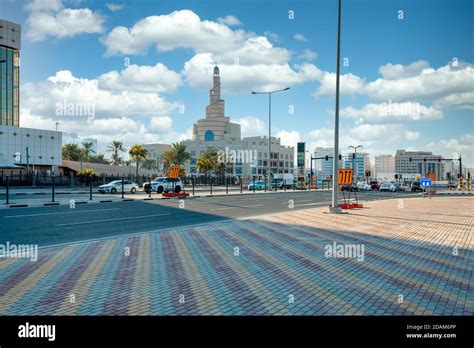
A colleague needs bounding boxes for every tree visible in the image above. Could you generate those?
[81,142,96,161]
[129,144,148,178]
[62,144,84,161]
[141,158,157,170]
[90,153,110,165]
[107,141,126,166]
[196,148,219,176]
[160,142,191,177]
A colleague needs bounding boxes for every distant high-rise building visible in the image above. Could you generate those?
[375,154,395,180]
[313,147,342,179]
[0,19,20,127]
[343,152,370,180]
[395,150,445,179]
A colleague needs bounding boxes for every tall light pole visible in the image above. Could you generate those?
[349,145,362,183]
[252,87,290,188]
[330,0,343,213]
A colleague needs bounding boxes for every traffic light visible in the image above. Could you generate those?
[423,158,427,162]
[368,170,371,177]
[447,172,451,179]
[395,174,399,179]
[352,153,356,159]
[338,154,342,160]
[325,155,329,161]
[409,157,412,162]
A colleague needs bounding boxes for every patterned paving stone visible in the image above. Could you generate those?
[0,197,472,315]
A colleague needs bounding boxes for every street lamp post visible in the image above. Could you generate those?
[330,0,343,214]
[349,145,362,183]
[252,87,290,189]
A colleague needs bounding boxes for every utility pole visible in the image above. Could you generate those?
[330,0,343,213]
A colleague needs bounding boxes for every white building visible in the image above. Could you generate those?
[395,149,445,180]
[0,125,62,172]
[375,154,395,181]
[343,152,370,180]
[142,143,172,174]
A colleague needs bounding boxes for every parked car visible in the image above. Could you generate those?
[143,177,166,194]
[341,184,358,192]
[270,178,296,189]
[393,183,405,191]
[248,180,269,191]
[411,181,423,192]
[369,181,380,190]
[148,177,182,193]
[357,182,372,191]
[379,182,396,192]
[98,180,139,194]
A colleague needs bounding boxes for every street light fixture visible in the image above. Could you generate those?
[349,145,363,183]
[251,87,290,188]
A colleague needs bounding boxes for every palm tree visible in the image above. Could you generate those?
[81,142,96,162]
[196,148,219,176]
[141,158,156,170]
[107,141,126,166]
[160,142,191,176]
[62,144,84,161]
[90,153,110,165]
[129,144,148,178]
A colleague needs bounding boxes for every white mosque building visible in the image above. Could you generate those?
[146,66,295,178]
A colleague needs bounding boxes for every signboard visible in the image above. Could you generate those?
[297,142,306,189]
[167,165,181,179]
[338,169,353,185]
[421,178,432,187]
[426,172,436,181]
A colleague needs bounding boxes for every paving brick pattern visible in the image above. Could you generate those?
[0,197,472,315]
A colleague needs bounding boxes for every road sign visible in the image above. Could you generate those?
[338,169,353,185]
[421,178,432,187]
[167,165,181,179]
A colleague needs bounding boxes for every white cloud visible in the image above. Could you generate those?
[427,133,474,167]
[98,63,181,93]
[101,10,250,56]
[378,60,430,79]
[217,15,242,26]
[276,130,300,148]
[293,33,308,42]
[148,116,173,133]
[22,70,178,118]
[298,49,317,61]
[314,72,366,97]
[433,92,474,110]
[25,0,105,42]
[405,131,420,141]
[366,61,474,105]
[264,31,280,43]
[236,117,266,137]
[340,102,443,123]
[182,53,320,93]
[105,3,124,12]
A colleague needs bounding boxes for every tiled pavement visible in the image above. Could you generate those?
[0,196,472,315]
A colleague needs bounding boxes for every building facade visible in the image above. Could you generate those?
[395,149,445,180]
[0,125,62,171]
[313,147,342,179]
[142,143,172,174]
[343,152,370,180]
[0,19,20,127]
[374,154,395,181]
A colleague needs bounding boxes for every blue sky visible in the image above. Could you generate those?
[1,0,473,165]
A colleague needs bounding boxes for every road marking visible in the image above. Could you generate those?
[294,202,328,207]
[3,208,121,219]
[209,204,263,211]
[55,213,171,227]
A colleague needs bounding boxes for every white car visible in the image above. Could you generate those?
[356,182,372,191]
[379,182,396,192]
[144,177,183,193]
[98,180,139,194]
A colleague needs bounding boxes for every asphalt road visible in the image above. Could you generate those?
[0,190,419,247]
